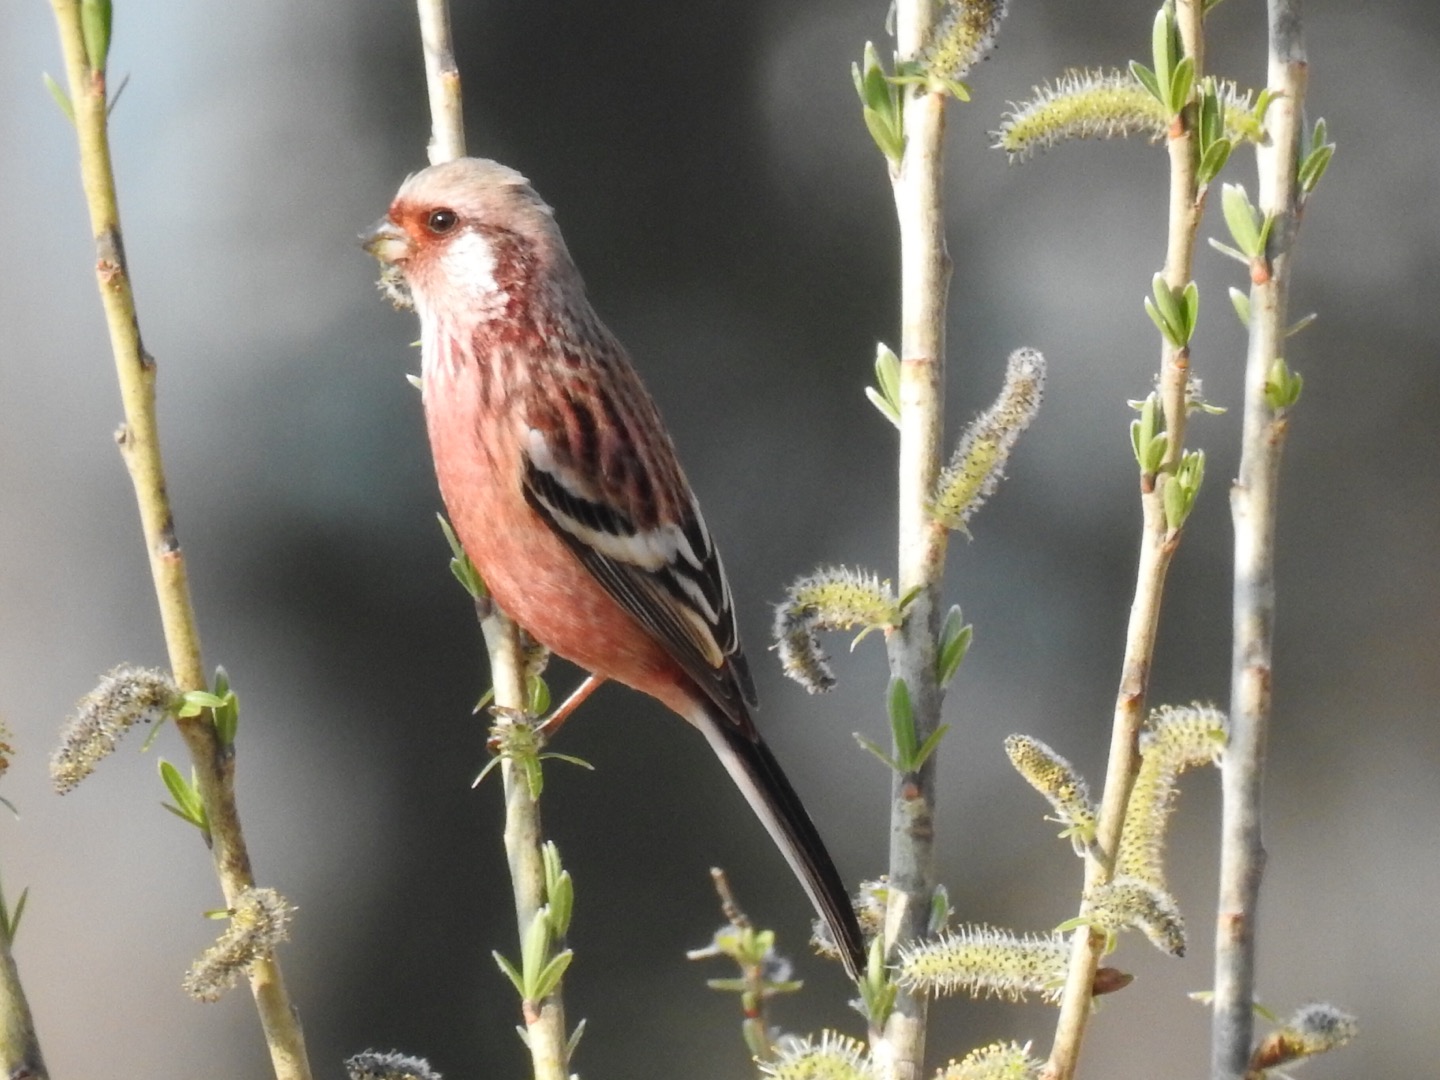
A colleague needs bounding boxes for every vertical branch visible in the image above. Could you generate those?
[877,0,950,1076]
[1212,3,1306,1076]
[410,5,569,1077]
[47,5,311,1078]
[0,877,46,1080]
[1043,5,1206,1078]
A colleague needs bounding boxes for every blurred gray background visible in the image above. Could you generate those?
[2,1,1434,1077]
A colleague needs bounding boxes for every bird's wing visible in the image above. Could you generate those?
[520,425,757,727]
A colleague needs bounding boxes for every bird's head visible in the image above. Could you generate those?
[363,157,573,317]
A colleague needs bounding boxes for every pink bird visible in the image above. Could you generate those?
[365,158,865,979]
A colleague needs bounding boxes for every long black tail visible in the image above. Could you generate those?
[698,707,866,980]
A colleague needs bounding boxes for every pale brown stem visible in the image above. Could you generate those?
[48,5,310,1077]
[1212,3,1306,1075]
[875,1,951,1076]
[411,4,570,1076]
[1042,4,1206,1077]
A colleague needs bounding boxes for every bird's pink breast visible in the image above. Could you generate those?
[421,333,697,720]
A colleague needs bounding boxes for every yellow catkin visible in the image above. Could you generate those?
[1005,734,1097,848]
[762,1031,878,1080]
[932,348,1045,532]
[924,0,1008,82]
[937,1041,1042,1080]
[897,924,1068,1004]
[996,69,1260,160]
[774,567,898,693]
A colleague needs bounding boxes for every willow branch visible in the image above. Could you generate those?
[411,4,570,1076]
[1043,4,1205,1077]
[874,2,951,1078]
[48,5,310,1077]
[0,874,46,1080]
[1212,3,1306,1076]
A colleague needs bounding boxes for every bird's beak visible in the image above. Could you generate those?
[362,216,411,264]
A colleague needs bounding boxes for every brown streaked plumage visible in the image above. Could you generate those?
[365,157,865,979]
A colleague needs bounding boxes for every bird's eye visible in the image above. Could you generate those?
[426,208,459,234]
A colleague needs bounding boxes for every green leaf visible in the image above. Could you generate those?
[1167,56,1195,115]
[1197,138,1232,186]
[868,343,903,429]
[405,372,423,389]
[531,950,574,1002]
[493,950,525,996]
[1298,118,1335,194]
[1285,312,1317,337]
[210,667,239,748]
[935,606,973,686]
[80,0,113,74]
[1129,61,1162,105]
[1228,287,1250,327]
[1163,449,1206,530]
[439,514,487,598]
[853,732,902,773]
[862,107,905,165]
[526,675,551,718]
[1180,280,1200,341]
[158,759,210,838]
[887,677,915,766]
[43,72,75,125]
[1221,183,1263,257]
[909,723,951,772]
[1264,357,1303,409]
[865,387,900,428]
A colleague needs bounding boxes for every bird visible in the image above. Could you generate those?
[364,157,866,980]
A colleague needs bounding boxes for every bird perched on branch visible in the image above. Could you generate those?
[364,157,865,979]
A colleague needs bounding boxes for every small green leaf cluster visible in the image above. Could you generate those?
[439,514,487,600]
[159,759,210,841]
[856,678,950,775]
[1144,274,1199,349]
[1297,118,1335,194]
[1213,183,1274,265]
[1130,3,1192,118]
[494,843,576,1012]
[866,343,902,429]
[476,711,593,798]
[1264,357,1303,410]
[854,43,905,166]
[178,666,240,749]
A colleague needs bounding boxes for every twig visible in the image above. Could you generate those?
[1212,3,1307,1076]
[47,5,311,1078]
[875,0,951,1076]
[0,875,46,1080]
[1042,4,1206,1077]
[410,4,571,1076]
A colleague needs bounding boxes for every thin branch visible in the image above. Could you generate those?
[0,876,46,1080]
[1212,2,1307,1076]
[1043,3,1206,1076]
[47,5,311,1077]
[875,0,952,1076]
[410,4,571,1076]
